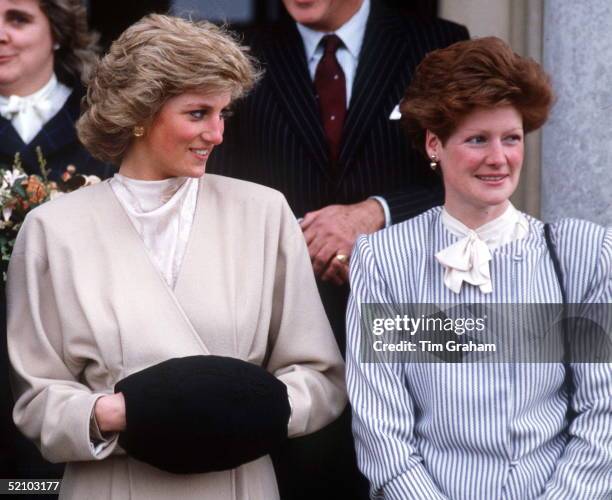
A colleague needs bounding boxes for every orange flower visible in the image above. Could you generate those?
[25,175,48,204]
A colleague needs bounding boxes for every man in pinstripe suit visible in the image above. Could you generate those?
[210,0,467,349]
[209,1,468,498]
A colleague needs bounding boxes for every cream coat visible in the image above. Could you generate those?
[7,174,347,500]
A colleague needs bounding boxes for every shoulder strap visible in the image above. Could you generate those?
[544,224,567,304]
[543,223,576,424]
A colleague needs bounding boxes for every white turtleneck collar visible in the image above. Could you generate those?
[0,73,71,144]
[435,203,529,294]
[112,174,188,212]
[110,174,199,288]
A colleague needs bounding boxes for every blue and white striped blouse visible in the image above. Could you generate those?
[346,207,611,499]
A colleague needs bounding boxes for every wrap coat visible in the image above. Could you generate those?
[7,174,346,500]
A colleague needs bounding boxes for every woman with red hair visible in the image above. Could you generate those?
[346,37,611,499]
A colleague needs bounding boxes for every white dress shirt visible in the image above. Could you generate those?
[296,0,370,107]
[0,73,71,144]
[295,0,392,226]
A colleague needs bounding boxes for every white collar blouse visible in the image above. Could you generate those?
[0,73,71,144]
[110,173,199,289]
[436,204,529,294]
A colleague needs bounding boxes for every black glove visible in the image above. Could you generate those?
[115,355,291,474]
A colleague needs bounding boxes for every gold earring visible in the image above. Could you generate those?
[429,155,438,170]
[133,126,145,138]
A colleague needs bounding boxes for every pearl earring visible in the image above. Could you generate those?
[429,155,438,170]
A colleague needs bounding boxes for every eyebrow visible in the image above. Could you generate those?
[5,8,35,18]
[183,102,212,107]
[462,127,523,133]
[182,103,232,111]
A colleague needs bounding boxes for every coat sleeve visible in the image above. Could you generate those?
[538,226,612,499]
[264,197,347,438]
[6,215,119,463]
[379,163,444,224]
[346,235,449,499]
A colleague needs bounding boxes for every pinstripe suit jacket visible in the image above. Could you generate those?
[208,2,469,223]
[208,8,469,498]
[0,86,112,181]
[347,208,612,499]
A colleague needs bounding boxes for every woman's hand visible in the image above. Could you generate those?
[94,393,127,432]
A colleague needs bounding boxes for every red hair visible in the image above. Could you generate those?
[401,37,553,157]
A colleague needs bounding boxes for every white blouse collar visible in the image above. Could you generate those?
[112,173,188,212]
[0,73,71,143]
[435,204,529,294]
[110,174,199,289]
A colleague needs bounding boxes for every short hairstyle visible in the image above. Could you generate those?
[401,37,554,157]
[39,0,100,84]
[77,14,260,165]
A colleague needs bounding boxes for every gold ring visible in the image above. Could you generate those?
[335,254,349,264]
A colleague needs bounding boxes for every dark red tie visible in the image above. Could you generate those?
[314,34,346,165]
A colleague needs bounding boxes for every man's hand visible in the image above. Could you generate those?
[300,199,385,285]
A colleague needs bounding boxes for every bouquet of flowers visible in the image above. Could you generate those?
[0,148,100,281]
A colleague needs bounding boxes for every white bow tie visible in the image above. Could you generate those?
[0,74,71,144]
[436,230,493,294]
[435,206,529,294]
[0,94,54,144]
[1,94,53,119]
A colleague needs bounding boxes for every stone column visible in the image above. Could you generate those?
[541,1,612,226]
[439,0,512,39]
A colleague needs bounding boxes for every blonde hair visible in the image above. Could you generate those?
[77,14,260,164]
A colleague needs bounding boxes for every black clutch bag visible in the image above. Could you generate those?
[114,355,291,474]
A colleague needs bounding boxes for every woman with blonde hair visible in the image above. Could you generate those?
[7,14,346,499]
[347,37,611,499]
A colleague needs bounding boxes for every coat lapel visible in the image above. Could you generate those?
[173,177,243,358]
[263,24,331,179]
[338,7,412,179]
[93,182,212,372]
[0,117,25,167]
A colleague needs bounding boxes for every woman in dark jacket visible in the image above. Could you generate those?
[0,0,111,180]
[0,0,111,481]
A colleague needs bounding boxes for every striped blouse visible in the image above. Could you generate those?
[346,207,612,499]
